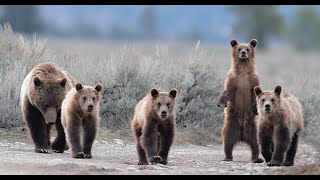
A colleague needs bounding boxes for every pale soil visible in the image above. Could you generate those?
[0,136,318,175]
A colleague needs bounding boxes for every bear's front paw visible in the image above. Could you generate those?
[137,161,149,165]
[35,148,52,154]
[160,159,168,165]
[53,149,64,153]
[72,152,85,159]
[84,154,92,159]
[149,156,163,165]
[283,161,294,166]
[217,96,227,108]
[267,161,282,166]
[253,158,264,163]
[223,157,233,161]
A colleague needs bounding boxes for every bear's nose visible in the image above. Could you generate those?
[265,104,271,111]
[48,122,54,125]
[161,111,167,118]
[241,51,246,55]
[87,105,93,112]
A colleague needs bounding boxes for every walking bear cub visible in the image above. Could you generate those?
[217,39,263,163]
[131,88,177,165]
[61,83,103,158]
[254,85,304,166]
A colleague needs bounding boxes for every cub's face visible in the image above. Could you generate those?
[254,85,282,114]
[230,39,257,61]
[32,77,67,125]
[75,83,103,113]
[151,88,177,120]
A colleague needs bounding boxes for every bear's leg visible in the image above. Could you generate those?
[158,124,174,165]
[82,119,97,159]
[258,127,273,163]
[268,126,290,166]
[66,120,84,159]
[283,133,299,166]
[222,120,239,161]
[51,111,67,153]
[141,122,163,165]
[134,127,148,165]
[245,121,264,163]
[23,101,52,153]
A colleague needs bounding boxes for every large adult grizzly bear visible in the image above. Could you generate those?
[217,39,263,163]
[61,83,102,159]
[254,85,304,166]
[20,62,76,153]
[131,88,177,165]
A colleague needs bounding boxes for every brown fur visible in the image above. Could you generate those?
[217,39,263,163]
[254,85,304,166]
[20,62,76,153]
[61,83,103,159]
[131,88,177,165]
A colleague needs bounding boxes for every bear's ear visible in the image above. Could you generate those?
[151,88,159,98]
[75,83,83,91]
[274,85,282,96]
[60,78,67,87]
[249,39,258,48]
[254,86,262,96]
[230,40,238,47]
[33,77,41,86]
[169,88,177,99]
[95,83,103,92]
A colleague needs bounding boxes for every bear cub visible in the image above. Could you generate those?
[131,88,177,165]
[61,83,103,158]
[254,85,304,166]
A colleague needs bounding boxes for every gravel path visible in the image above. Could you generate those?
[0,138,318,175]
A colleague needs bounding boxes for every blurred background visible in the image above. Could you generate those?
[0,5,319,50]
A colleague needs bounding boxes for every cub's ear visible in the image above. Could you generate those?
[75,83,83,91]
[151,88,159,97]
[169,88,177,99]
[230,39,238,47]
[95,83,103,92]
[254,86,262,96]
[249,39,258,48]
[60,78,67,87]
[274,85,282,96]
[33,77,41,86]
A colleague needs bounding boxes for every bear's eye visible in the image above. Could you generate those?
[92,97,96,101]
[166,103,170,107]
[271,98,275,102]
[83,97,87,101]
[262,99,265,102]
[246,48,249,51]
[157,102,161,107]
[238,49,241,52]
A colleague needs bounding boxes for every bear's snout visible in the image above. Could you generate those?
[87,105,94,112]
[265,104,271,112]
[44,107,57,125]
[161,111,167,118]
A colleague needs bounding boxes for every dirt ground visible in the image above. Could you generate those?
[0,134,318,175]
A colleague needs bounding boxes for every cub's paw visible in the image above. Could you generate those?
[283,161,294,166]
[84,154,92,159]
[53,149,64,153]
[267,161,282,166]
[217,97,227,108]
[137,161,149,165]
[253,158,264,163]
[35,148,52,154]
[149,156,163,165]
[223,157,233,161]
[160,159,168,165]
[72,152,85,159]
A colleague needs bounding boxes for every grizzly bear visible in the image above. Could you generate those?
[131,88,177,165]
[61,83,103,158]
[20,62,76,153]
[254,85,304,166]
[217,39,263,163]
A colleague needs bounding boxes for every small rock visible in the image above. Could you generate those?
[113,139,124,145]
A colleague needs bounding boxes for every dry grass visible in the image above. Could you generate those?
[1,24,320,148]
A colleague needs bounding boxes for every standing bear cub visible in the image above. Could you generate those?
[131,88,177,165]
[20,62,76,153]
[217,39,263,163]
[254,85,304,166]
[61,83,103,158]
